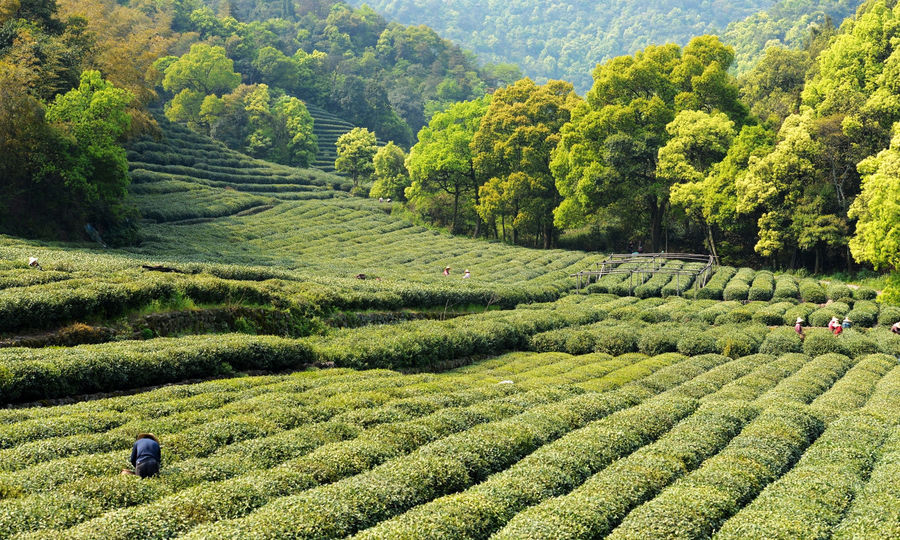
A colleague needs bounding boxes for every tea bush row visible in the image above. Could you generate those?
[357,354,779,539]
[179,354,733,539]
[495,353,814,539]
[716,363,900,539]
[50,353,673,539]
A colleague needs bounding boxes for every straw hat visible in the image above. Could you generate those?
[796,317,804,323]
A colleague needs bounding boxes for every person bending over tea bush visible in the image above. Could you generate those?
[122,433,161,478]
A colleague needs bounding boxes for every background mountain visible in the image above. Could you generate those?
[350,0,863,92]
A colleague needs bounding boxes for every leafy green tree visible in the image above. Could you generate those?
[660,110,735,258]
[849,126,900,273]
[737,109,847,271]
[670,124,776,263]
[45,70,134,232]
[335,126,377,191]
[738,46,811,128]
[552,36,748,251]
[162,43,241,96]
[252,46,299,89]
[405,95,490,234]
[472,78,580,248]
[369,142,409,200]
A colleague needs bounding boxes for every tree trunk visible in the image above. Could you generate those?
[648,198,664,252]
[706,223,718,260]
[451,188,459,234]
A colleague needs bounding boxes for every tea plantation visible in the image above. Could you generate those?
[0,122,898,539]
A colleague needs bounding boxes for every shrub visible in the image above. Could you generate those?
[676,332,718,356]
[753,302,795,326]
[723,268,755,301]
[759,327,803,355]
[695,266,736,300]
[852,286,878,300]
[783,303,817,326]
[773,274,799,300]
[592,325,641,356]
[747,271,774,301]
[877,305,900,326]
[802,329,850,356]
[808,302,851,327]
[637,325,680,356]
[826,282,852,301]
[846,300,879,327]
[799,279,827,304]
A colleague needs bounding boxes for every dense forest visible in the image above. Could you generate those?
[349,0,864,92]
[349,0,771,92]
[2,0,899,295]
[0,0,515,239]
[370,0,899,299]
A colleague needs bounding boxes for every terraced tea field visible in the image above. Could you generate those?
[0,118,898,539]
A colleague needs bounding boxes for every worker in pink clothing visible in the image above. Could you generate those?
[794,317,805,340]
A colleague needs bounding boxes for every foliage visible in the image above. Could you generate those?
[552,36,748,251]
[335,127,377,191]
[473,79,580,248]
[351,0,774,93]
[368,142,409,201]
[405,95,490,234]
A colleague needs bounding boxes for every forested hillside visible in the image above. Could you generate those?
[724,0,861,71]
[351,0,864,91]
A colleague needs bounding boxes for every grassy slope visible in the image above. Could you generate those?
[0,119,899,538]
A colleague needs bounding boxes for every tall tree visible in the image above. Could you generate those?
[552,36,748,251]
[335,126,377,192]
[369,141,410,201]
[849,126,900,272]
[472,78,580,248]
[659,110,736,258]
[405,95,490,234]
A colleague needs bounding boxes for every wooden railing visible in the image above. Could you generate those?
[572,253,719,295]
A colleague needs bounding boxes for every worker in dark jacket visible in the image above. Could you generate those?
[122,433,161,478]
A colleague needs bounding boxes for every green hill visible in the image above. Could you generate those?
[349,0,865,92]
[0,108,898,539]
[347,0,774,92]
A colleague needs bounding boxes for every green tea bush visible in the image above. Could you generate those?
[799,278,827,304]
[846,300,879,327]
[759,327,803,355]
[606,404,823,540]
[637,324,681,356]
[877,305,900,326]
[772,274,799,300]
[808,302,851,327]
[697,301,741,324]
[866,328,900,356]
[707,324,766,358]
[783,303,817,326]
[832,421,900,539]
[694,266,736,300]
[723,268,755,301]
[747,271,774,301]
[826,282,852,301]
[632,261,683,299]
[676,332,718,356]
[802,329,850,356]
[592,324,643,356]
[717,367,900,540]
[852,286,878,300]
[753,302,795,325]
[715,302,765,325]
